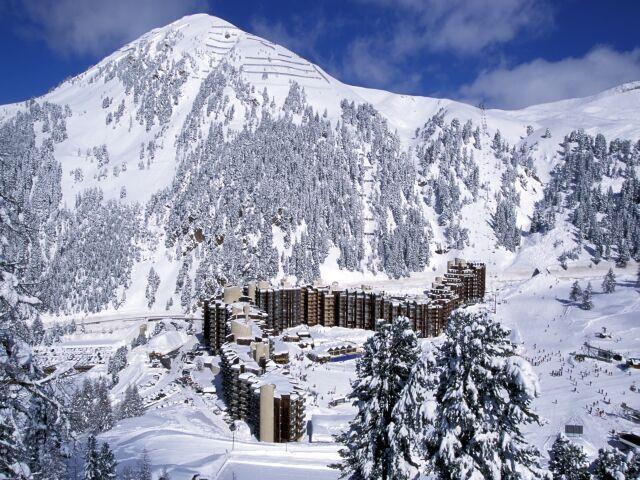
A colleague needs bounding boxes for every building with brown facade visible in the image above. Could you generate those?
[205,258,486,353]
[218,304,306,443]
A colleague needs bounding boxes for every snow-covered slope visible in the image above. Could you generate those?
[2,13,639,318]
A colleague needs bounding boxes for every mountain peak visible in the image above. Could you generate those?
[106,12,335,93]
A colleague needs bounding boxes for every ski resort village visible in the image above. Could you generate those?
[2,6,640,480]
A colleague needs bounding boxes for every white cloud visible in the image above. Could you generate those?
[14,0,208,56]
[458,46,640,109]
[329,0,551,93]
[340,38,423,93]
[362,0,551,56]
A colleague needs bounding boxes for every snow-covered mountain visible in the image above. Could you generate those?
[2,13,639,318]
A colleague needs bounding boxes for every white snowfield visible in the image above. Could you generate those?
[11,12,639,479]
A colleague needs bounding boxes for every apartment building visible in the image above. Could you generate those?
[206,258,486,352]
[218,306,306,443]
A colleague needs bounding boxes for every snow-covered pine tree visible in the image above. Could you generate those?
[423,309,543,480]
[92,379,114,433]
[23,395,68,479]
[334,317,419,480]
[580,282,593,310]
[0,194,69,478]
[625,451,640,478]
[107,346,128,384]
[601,268,616,294]
[388,346,439,480]
[548,435,589,480]
[590,448,628,479]
[145,267,161,308]
[66,441,85,480]
[138,449,152,480]
[180,275,193,312]
[616,240,630,267]
[97,442,117,480]
[494,196,521,251]
[69,379,93,433]
[120,465,137,480]
[158,466,172,480]
[83,435,101,480]
[569,281,583,302]
[492,130,503,151]
[118,385,145,419]
[31,315,45,345]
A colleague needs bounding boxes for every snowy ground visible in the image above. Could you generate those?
[39,261,640,479]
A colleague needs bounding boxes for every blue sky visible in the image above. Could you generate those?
[0,0,639,109]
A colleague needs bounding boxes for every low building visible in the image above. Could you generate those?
[308,342,361,363]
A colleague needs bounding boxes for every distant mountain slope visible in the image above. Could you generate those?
[1,14,639,317]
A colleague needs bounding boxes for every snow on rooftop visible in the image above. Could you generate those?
[146,330,190,355]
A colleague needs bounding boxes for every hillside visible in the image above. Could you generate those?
[1,13,639,318]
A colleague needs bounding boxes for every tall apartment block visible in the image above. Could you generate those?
[217,298,306,443]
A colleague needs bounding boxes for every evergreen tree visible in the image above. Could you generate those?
[138,449,152,480]
[118,385,145,420]
[24,395,67,479]
[492,130,503,151]
[580,282,594,310]
[601,268,616,294]
[0,407,20,478]
[334,317,419,480]
[131,331,147,348]
[388,347,439,480]
[616,240,630,267]
[107,346,128,384]
[93,379,114,433]
[120,465,137,480]
[548,435,589,480]
[626,451,640,478]
[422,309,543,480]
[158,466,172,480]
[31,315,45,345]
[98,442,117,480]
[66,442,84,480]
[69,379,93,433]
[180,276,193,312]
[591,448,627,480]
[83,435,101,480]
[145,267,160,308]
[569,281,583,302]
[0,195,69,479]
